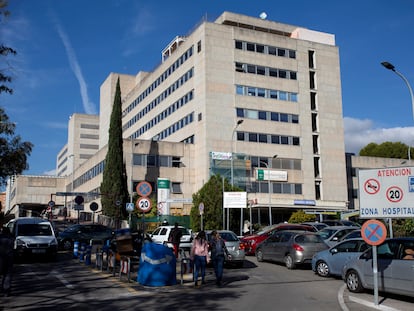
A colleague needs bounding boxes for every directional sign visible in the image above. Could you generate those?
[199,202,204,215]
[136,181,152,197]
[358,167,414,218]
[137,197,152,213]
[361,220,387,246]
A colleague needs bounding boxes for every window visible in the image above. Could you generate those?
[249,133,258,142]
[256,44,265,53]
[246,42,255,51]
[258,111,267,120]
[172,182,182,193]
[257,66,266,75]
[259,134,268,143]
[236,108,244,117]
[197,40,202,53]
[235,40,243,49]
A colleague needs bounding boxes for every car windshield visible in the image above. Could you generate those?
[295,234,324,243]
[220,232,238,242]
[318,228,338,239]
[255,224,279,235]
[19,224,52,236]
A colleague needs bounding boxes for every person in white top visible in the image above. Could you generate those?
[190,231,210,287]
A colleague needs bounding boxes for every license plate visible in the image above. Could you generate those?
[32,249,46,254]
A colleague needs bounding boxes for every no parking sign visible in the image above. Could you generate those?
[361,219,387,246]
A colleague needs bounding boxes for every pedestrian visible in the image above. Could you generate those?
[0,227,14,297]
[190,231,210,287]
[210,230,231,286]
[168,223,182,258]
[243,220,251,236]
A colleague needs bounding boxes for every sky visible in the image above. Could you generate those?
[2,0,414,176]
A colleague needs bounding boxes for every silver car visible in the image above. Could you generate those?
[256,230,329,269]
[312,238,370,277]
[317,226,360,247]
[206,230,246,268]
[342,238,414,298]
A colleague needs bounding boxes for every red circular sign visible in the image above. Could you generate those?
[364,178,380,195]
[136,181,152,197]
[361,220,387,246]
[136,197,152,213]
[386,186,403,203]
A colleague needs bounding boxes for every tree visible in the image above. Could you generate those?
[288,210,315,223]
[190,174,237,231]
[1,0,16,95]
[100,78,129,225]
[0,108,33,186]
[359,141,409,159]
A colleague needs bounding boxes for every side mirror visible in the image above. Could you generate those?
[330,248,338,254]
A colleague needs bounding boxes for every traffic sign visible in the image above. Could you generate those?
[126,202,134,213]
[358,167,414,218]
[90,202,99,212]
[48,200,55,208]
[136,181,152,197]
[199,202,204,215]
[74,195,84,205]
[361,220,387,246]
[137,197,152,213]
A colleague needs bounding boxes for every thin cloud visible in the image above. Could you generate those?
[344,116,414,154]
[50,13,97,115]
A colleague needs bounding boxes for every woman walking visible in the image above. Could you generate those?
[210,230,230,286]
[190,231,210,287]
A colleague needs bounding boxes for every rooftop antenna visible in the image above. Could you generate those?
[259,12,267,20]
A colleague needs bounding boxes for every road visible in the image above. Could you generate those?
[2,252,413,310]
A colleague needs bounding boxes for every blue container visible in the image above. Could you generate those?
[138,243,177,286]
[73,241,79,258]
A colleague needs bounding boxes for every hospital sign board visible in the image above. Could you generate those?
[358,166,414,219]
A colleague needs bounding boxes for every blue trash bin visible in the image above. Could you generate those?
[138,243,176,286]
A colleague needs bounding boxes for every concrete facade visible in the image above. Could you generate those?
[6,12,357,225]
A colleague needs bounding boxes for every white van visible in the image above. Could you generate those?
[6,217,58,260]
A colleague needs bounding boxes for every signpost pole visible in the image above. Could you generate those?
[373,246,379,306]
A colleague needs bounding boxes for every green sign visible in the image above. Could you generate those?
[257,169,264,181]
[157,178,170,189]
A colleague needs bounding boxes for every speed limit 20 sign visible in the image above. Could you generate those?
[136,197,152,213]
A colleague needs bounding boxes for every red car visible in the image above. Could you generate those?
[240,223,316,255]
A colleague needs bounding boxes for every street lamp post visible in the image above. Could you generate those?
[381,62,414,122]
[68,154,75,221]
[229,119,243,231]
[260,155,277,226]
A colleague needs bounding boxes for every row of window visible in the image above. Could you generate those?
[236,131,300,146]
[130,91,194,138]
[135,112,194,141]
[236,108,299,124]
[251,182,302,195]
[235,40,296,59]
[235,62,297,80]
[126,68,194,133]
[236,85,298,102]
[123,46,194,116]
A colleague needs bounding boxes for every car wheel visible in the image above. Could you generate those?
[256,248,264,262]
[284,254,295,269]
[345,270,364,293]
[316,261,330,277]
[62,240,73,251]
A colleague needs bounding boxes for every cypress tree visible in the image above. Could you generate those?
[100,77,129,224]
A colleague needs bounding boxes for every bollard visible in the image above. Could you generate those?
[85,245,92,265]
[79,243,86,262]
[73,241,79,258]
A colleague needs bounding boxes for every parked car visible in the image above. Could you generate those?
[301,222,328,231]
[255,230,329,269]
[317,226,360,247]
[312,238,370,277]
[57,224,114,250]
[205,230,246,267]
[340,229,361,241]
[150,225,193,251]
[241,223,316,255]
[322,220,361,227]
[6,217,58,260]
[342,238,414,298]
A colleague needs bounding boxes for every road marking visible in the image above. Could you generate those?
[50,270,75,289]
[348,295,401,311]
[338,284,350,311]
